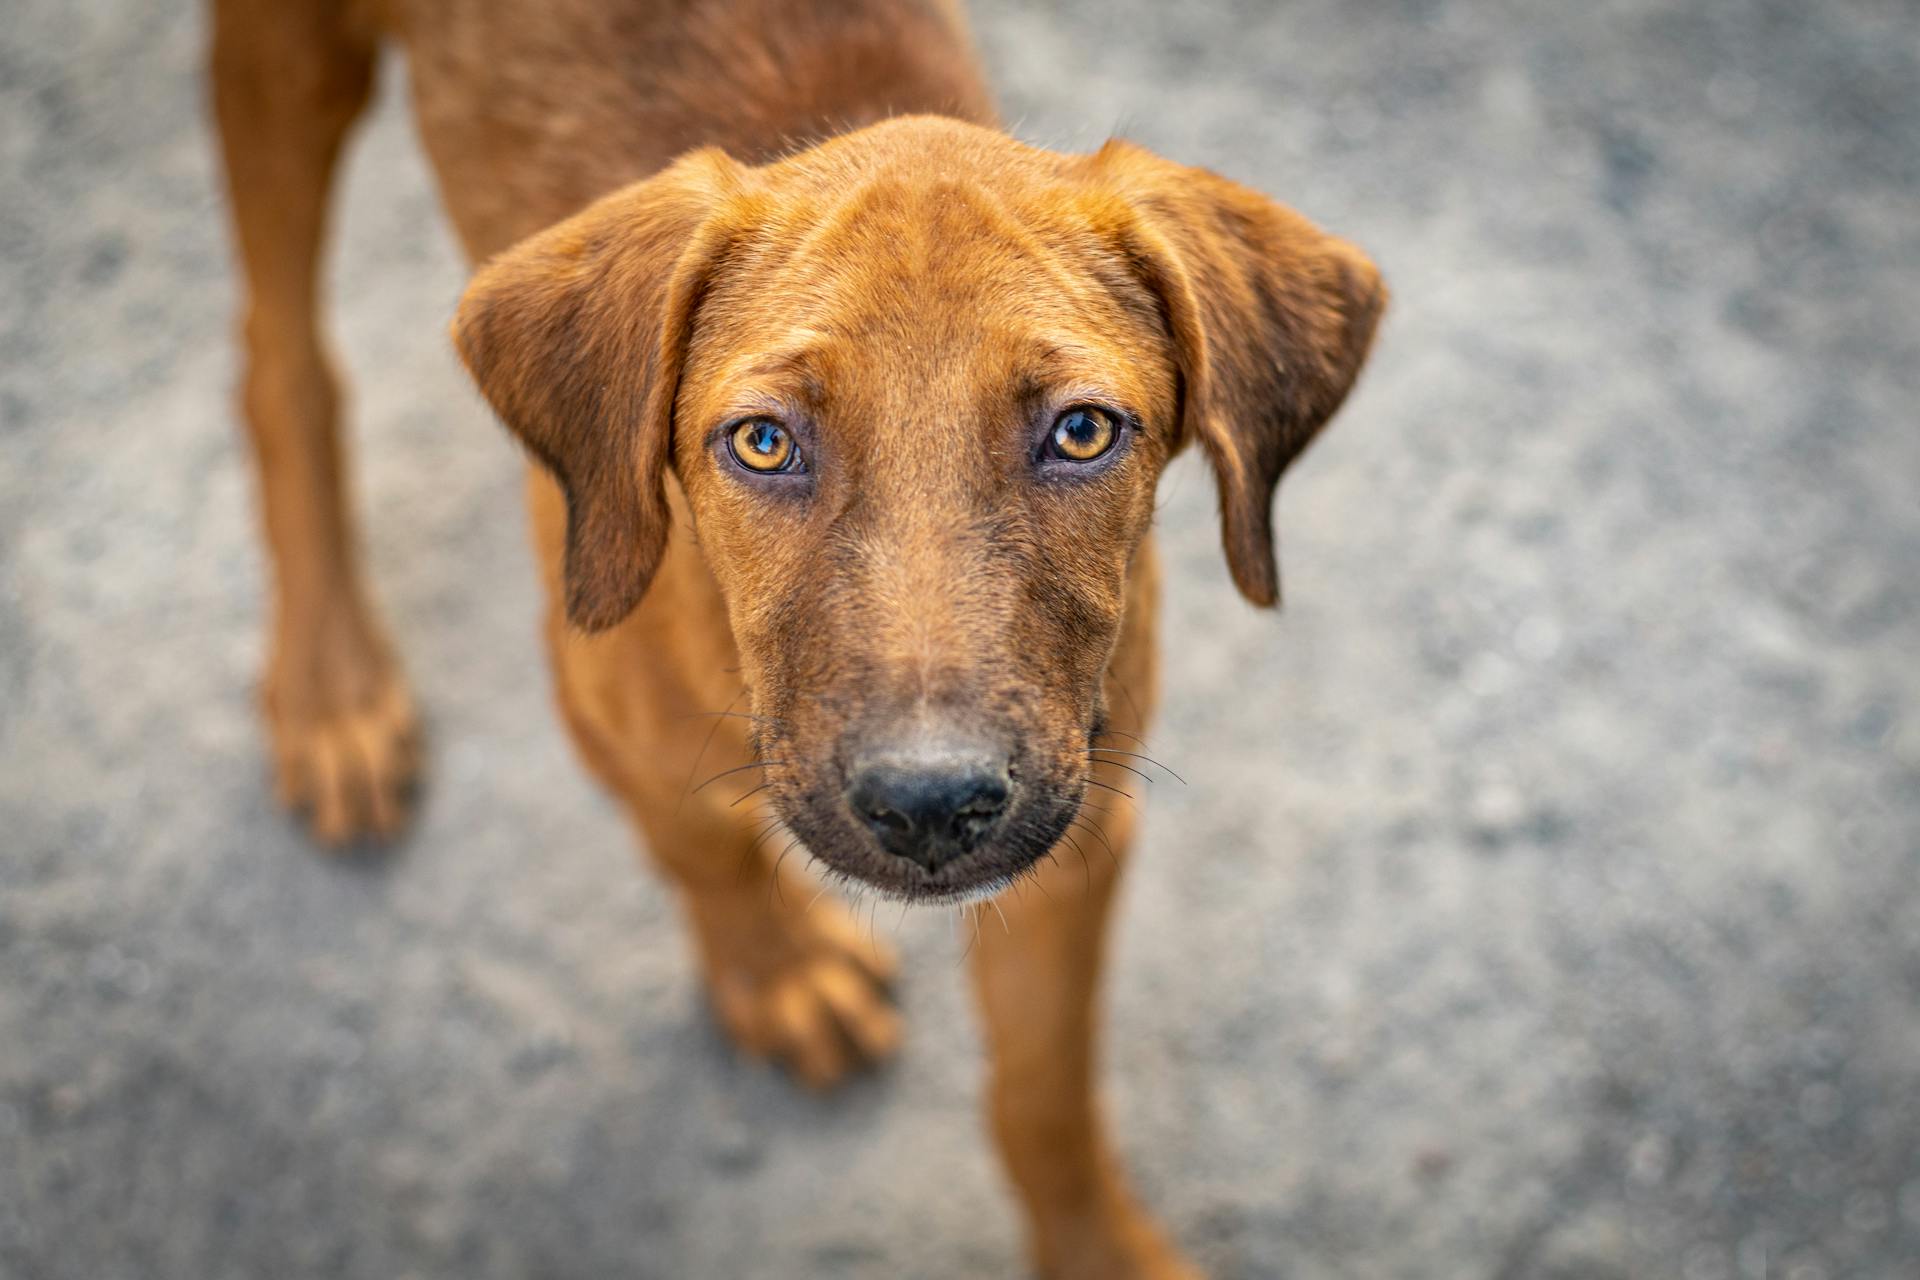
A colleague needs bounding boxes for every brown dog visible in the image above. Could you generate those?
[211,0,1384,1274]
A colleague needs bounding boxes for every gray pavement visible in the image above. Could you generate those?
[3,1,1918,1277]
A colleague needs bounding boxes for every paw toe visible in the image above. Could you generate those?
[268,680,421,847]
[707,929,903,1089]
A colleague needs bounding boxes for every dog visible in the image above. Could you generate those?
[211,0,1384,1274]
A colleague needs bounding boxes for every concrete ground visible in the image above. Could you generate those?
[3,1,1917,1276]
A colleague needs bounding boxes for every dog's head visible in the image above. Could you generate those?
[455,117,1384,901]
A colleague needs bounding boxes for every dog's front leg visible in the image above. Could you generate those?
[969,794,1200,1280]
[211,0,418,844]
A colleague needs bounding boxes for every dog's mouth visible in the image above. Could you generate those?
[799,821,1076,904]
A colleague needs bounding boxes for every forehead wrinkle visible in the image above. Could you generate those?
[1021,334,1130,385]
[734,338,831,392]
[688,326,847,416]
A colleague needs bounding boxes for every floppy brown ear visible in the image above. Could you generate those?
[1093,140,1387,607]
[451,149,744,631]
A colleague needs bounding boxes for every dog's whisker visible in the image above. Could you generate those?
[804,880,832,914]
[676,687,748,816]
[728,780,774,808]
[1085,747,1186,785]
[741,817,787,886]
[957,902,984,964]
[765,836,803,909]
[1084,777,1134,801]
[674,709,787,727]
[1067,812,1110,848]
[690,759,787,796]
[1089,725,1151,749]
[1058,830,1093,892]
[1068,814,1118,865]
[1085,756,1161,788]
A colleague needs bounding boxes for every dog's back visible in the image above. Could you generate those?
[377,0,994,259]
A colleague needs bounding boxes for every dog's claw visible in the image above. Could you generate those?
[265,660,420,847]
[701,896,901,1088]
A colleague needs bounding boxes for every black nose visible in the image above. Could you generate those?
[845,743,1012,870]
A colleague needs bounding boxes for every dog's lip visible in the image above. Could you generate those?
[808,842,1042,903]
[786,799,1070,903]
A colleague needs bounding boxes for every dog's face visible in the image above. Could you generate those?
[455,117,1384,901]
[669,150,1181,900]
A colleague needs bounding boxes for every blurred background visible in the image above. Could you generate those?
[3,1,1917,1277]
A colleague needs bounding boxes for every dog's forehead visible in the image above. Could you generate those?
[722,122,1125,305]
[694,134,1154,389]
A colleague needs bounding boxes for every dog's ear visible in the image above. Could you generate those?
[452,149,744,631]
[1092,141,1386,607]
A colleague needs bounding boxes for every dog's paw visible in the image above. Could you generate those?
[263,651,421,846]
[1036,1196,1205,1280]
[698,894,901,1089]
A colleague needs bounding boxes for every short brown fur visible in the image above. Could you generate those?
[211,1,1382,1274]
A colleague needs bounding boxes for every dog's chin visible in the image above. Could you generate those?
[781,797,1080,906]
[833,863,1034,907]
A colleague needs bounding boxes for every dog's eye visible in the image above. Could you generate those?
[1046,407,1120,463]
[728,418,801,474]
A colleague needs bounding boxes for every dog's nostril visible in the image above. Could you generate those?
[949,786,1008,834]
[844,743,1011,870]
[861,805,912,836]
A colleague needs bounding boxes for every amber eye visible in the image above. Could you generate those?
[1047,407,1121,463]
[727,418,800,473]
